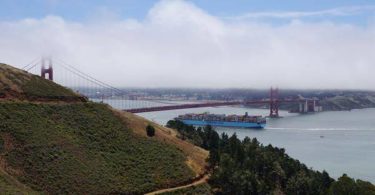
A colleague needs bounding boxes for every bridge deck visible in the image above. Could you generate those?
[124,99,307,113]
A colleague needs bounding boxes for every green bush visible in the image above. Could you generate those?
[146,124,156,137]
[0,137,3,153]
[328,174,375,195]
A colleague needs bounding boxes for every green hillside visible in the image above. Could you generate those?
[0,64,198,194]
[0,102,194,194]
[319,95,375,111]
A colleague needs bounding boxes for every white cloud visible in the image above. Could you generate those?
[231,5,375,19]
[1,0,375,89]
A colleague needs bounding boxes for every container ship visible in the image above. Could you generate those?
[176,112,266,129]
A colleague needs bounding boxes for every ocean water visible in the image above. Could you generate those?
[101,99,375,182]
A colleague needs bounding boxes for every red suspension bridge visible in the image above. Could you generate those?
[23,57,320,117]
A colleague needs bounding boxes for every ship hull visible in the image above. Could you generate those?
[180,119,266,129]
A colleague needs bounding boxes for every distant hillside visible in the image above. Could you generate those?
[0,64,207,194]
[276,95,375,112]
[0,63,85,101]
[319,95,375,111]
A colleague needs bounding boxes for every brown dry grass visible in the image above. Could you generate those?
[0,64,28,94]
[112,109,209,177]
[0,63,84,102]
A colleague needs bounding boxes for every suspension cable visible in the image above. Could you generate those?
[54,58,126,95]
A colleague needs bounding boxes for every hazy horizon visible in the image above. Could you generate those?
[71,85,375,92]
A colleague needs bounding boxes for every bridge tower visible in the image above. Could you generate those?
[41,57,53,81]
[269,87,279,118]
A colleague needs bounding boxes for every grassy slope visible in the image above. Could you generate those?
[116,111,208,177]
[0,63,83,101]
[0,102,195,194]
[0,63,208,194]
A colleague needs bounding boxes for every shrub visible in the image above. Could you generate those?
[146,124,155,137]
[0,137,4,153]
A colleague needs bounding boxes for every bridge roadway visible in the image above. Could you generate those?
[124,99,306,113]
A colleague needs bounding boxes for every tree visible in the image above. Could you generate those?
[286,171,311,195]
[146,124,155,137]
[329,174,359,195]
[209,154,236,194]
[321,170,334,190]
[357,180,375,195]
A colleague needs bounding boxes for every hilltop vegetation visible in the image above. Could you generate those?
[0,63,84,101]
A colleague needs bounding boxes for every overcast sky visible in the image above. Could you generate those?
[1,0,375,89]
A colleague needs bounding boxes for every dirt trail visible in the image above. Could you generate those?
[145,174,210,195]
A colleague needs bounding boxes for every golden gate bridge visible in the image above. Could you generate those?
[23,57,320,117]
